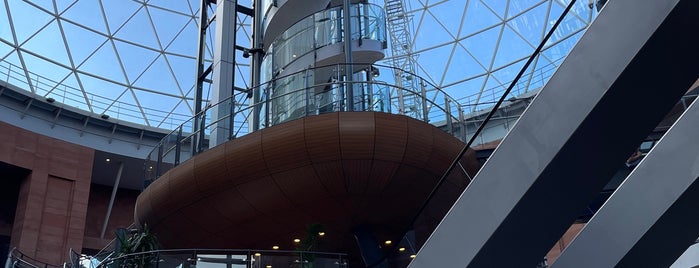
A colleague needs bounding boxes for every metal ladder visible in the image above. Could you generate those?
[383,0,421,115]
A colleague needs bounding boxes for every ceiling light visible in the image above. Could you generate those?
[266,266,272,268]
[384,240,392,245]
[105,158,111,162]
[272,245,279,250]
[398,247,406,252]
[318,232,325,236]
[254,253,261,257]
[410,254,416,259]
[293,238,301,243]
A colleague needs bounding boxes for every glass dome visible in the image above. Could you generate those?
[384,0,596,112]
[0,0,596,129]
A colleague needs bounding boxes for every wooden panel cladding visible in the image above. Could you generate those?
[305,113,341,162]
[135,112,480,252]
[262,118,312,173]
[225,131,268,184]
[36,176,73,263]
[0,121,94,265]
[373,113,408,162]
[339,112,376,160]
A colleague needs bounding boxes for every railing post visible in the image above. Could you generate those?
[174,127,182,166]
[156,143,164,177]
[397,77,405,115]
[265,84,271,127]
[229,99,236,140]
[421,79,428,122]
[6,63,10,82]
[366,68,374,111]
[384,84,391,113]
[156,251,162,268]
[305,68,311,116]
[458,105,466,141]
[444,96,453,134]
[343,0,354,112]
[198,109,206,153]
[337,65,344,111]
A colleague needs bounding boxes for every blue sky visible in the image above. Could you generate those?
[0,0,595,128]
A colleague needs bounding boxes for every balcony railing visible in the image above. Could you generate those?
[144,63,464,185]
[0,59,191,129]
[458,56,565,113]
[79,248,349,268]
[6,248,64,268]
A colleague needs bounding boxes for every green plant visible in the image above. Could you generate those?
[113,224,160,267]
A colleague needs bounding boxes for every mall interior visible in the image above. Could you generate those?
[1,0,698,267]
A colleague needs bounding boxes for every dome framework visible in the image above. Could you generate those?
[0,0,594,128]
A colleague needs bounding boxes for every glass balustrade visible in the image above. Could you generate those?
[82,249,349,268]
[143,63,463,185]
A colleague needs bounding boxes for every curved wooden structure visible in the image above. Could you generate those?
[135,112,479,252]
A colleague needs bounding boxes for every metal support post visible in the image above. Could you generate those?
[458,106,466,141]
[228,100,236,140]
[210,0,238,147]
[420,79,428,121]
[444,97,452,133]
[193,0,211,156]
[343,0,354,111]
[305,68,311,116]
[155,144,163,177]
[251,0,263,131]
[174,127,182,166]
[100,162,124,239]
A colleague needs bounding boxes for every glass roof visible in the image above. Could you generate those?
[0,0,595,130]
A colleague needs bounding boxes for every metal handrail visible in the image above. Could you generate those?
[96,248,348,268]
[7,248,64,268]
[458,55,565,113]
[143,62,463,185]
[0,60,192,129]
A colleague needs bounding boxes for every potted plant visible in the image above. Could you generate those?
[111,224,160,267]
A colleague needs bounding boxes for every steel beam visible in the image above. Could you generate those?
[409,0,699,267]
[193,0,211,155]
[552,88,699,268]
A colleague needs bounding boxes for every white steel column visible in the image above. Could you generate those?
[210,0,237,147]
